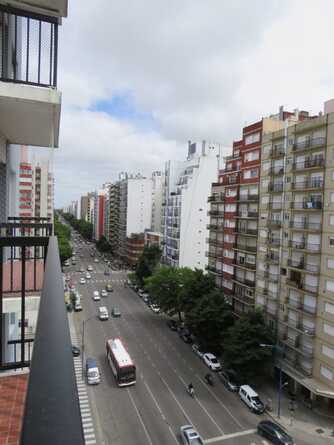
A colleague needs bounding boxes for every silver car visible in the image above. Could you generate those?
[180,425,204,445]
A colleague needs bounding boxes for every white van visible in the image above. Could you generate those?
[239,385,265,414]
[93,291,100,301]
[86,358,100,385]
[98,306,109,320]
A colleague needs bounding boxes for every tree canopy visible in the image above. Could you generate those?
[54,213,72,263]
[136,244,161,284]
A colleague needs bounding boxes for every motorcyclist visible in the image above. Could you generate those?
[205,373,213,385]
[188,383,194,394]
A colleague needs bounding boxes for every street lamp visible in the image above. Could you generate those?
[259,343,286,418]
[82,316,95,377]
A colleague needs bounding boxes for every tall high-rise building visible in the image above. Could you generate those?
[109,182,120,253]
[33,160,54,223]
[80,195,89,221]
[255,102,334,402]
[151,171,163,233]
[162,141,223,270]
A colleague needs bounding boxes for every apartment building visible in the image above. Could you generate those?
[80,195,89,221]
[109,182,120,253]
[162,140,223,270]
[206,109,299,315]
[256,101,334,402]
[151,170,163,233]
[93,189,105,241]
[33,161,54,223]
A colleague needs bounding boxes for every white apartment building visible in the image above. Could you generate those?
[162,141,222,270]
[151,171,163,233]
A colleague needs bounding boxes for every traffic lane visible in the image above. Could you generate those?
[82,287,181,445]
[118,286,259,433]
[110,284,230,441]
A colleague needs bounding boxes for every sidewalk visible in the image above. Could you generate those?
[257,379,334,444]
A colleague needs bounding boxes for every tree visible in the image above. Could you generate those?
[96,235,112,253]
[223,309,275,380]
[145,266,185,320]
[181,269,215,315]
[185,289,234,354]
[136,245,161,284]
[54,213,72,263]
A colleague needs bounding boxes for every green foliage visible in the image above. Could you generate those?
[145,266,185,320]
[180,268,215,313]
[136,245,161,284]
[62,212,93,240]
[54,212,72,264]
[127,272,138,285]
[223,309,275,380]
[186,289,234,355]
[96,235,112,253]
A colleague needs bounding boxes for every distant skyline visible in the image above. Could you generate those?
[55,0,334,207]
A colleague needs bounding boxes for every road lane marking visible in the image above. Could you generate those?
[142,379,179,444]
[194,374,244,429]
[127,388,154,445]
[204,429,257,443]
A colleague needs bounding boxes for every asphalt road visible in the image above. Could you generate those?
[65,229,312,445]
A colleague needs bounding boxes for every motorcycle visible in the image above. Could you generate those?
[204,374,214,386]
[187,386,195,397]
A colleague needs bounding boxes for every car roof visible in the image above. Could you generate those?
[240,385,258,396]
[204,353,216,359]
[259,420,286,431]
[99,306,108,312]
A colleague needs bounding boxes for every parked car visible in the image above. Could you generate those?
[167,319,178,331]
[87,265,93,271]
[92,291,100,301]
[192,344,204,359]
[74,301,82,312]
[111,307,121,317]
[104,270,110,276]
[150,304,161,313]
[203,353,222,371]
[239,385,265,414]
[64,260,70,267]
[180,329,192,344]
[85,272,91,279]
[143,295,150,304]
[86,357,101,385]
[218,369,241,392]
[257,420,294,444]
[180,425,204,445]
[106,283,113,292]
[79,278,86,284]
[71,345,80,357]
[94,258,99,263]
[98,306,109,320]
[101,289,108,297]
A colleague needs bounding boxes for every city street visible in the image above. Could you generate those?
[66,233,317,445]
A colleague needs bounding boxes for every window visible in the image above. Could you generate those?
[325,302,334,314]
[245,150,259,162]
[245,132,260,145]
[226,188,237,197]
[326,281,334,292]
[322,345,334,359]
[330,237,334,247]
[320,365,333,381]
[223,264,234,274]
[330,215,334,225]
[328,259,334,270]
[244,168,259,179]
[324,323,334,337]
[331,193,334,203]
[332,171,334,181]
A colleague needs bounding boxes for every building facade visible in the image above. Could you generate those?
[162,141,222,270]
[151,171,163,233]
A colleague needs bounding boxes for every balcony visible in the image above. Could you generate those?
[269,183,283,192]
[234,243,257,252]
[205,251,218,259]
[208,193,224,203]
[233,260,256,270]
[292,157,325,171]
[206,265,223,275]
[269,201,283,210]
[207,209,224,216]
[266,253,279,263]
[0,5,62,148]
[267,219,281,228]
[292,137,326,152]
[289,220,321,231]
[206,237,224,247]
[287,259,320,274]
[286,279,318,295]
[234,227,257,236]
[0,219,84,444]
[289,240,321,252]
[270,145,285,158]
[291,200,322,210]
[236,211,258,219]
[291,179,324,191]
[269,166,284,176]
[238,194,258,203]
[233,276,256,288]
[206,223,223,231]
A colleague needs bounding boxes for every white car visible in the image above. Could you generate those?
[101,289,108,297]
[94,258,99,263]
[87,265,93,271]
[203,353,222,371]
[92,291,100,301]
[180,425,204,445]
[150,304,160,313]
[79,278,86,284]
[85,272,91,279]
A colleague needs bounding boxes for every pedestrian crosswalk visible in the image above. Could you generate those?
[69,316,97,445]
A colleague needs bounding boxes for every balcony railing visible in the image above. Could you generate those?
[270,146,285,157]
[291,200,322,210]
[286,279,318,294]
[0,5,59,88]
[233,276,256,287]
[267,220,281,228]
[206,237,224,247]
[269,166,284,175]
[287,259,320,274]
[289,220,321,231]
[291,179,324,190]
[293,157,325,170]
[269,183,283,192]
[208,193,224,203]
[236,211,258,218]
[234,227,257,236]
[292,137,326,152]
[289,240,320,252]
[207,210,224,216]
[233,261,256,270]
[234,243,257,252]
[238,194,259,202]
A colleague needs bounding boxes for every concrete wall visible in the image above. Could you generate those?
[126,178,152,237]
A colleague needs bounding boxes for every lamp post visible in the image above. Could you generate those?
[260,343,286,418]
[82,316,95,378]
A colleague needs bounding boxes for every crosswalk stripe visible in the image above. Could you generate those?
[84,428,95,434]
[85,440,96,445]
[84,433,96,439]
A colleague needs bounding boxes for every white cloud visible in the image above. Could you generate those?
[55,0,334,206]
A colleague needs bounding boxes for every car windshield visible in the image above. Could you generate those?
[88,369,98,378]
[252,396,262,404]
[210,357,218,364]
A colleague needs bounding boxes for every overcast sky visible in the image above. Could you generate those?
[54,0,334,207]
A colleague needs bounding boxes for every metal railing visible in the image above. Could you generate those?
[21,236,85,444]
[293,158,325,170]
[289,220,321,230]
[291,200,322,210]
[0,5,58,88]
[291,179,324,190]
[292,137,326,151]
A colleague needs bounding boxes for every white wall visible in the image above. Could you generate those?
[126,178,152,236]
[179,148,219,270]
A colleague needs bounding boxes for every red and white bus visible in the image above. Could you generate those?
[106,338,136,387]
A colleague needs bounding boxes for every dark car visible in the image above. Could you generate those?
[104,269,110,276]
[218,369,241,392]
[181,332,193,344]
[257,420,294,445]
[167,319,178,331]
[72,345,80,357]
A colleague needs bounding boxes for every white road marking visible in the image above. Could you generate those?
[127,388,154,445]
[84,433,96,439]
[85,440,97,444]
[204,429,257,443]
